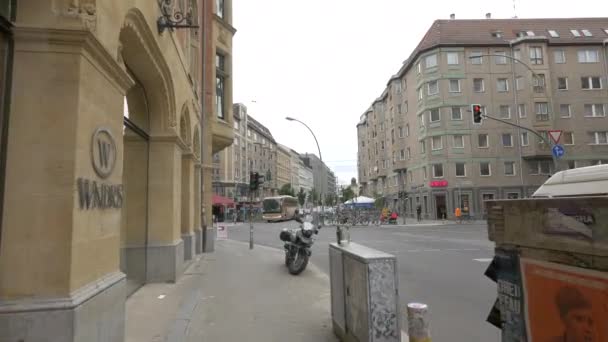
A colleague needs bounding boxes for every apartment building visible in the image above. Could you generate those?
[357,17,608,220]
[277,144,292,190]
[213,104,278,205]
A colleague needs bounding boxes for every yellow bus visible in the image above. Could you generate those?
[262,196,299,222]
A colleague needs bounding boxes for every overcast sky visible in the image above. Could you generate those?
[232,0,607,185]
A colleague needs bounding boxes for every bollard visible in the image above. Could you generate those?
[407,303,431,342]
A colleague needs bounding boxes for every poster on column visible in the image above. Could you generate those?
[521,258,608,342]
[216,222,228,240]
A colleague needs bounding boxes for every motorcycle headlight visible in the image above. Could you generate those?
[303,229,313,238]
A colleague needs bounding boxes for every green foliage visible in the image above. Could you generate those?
[341,186,355,203]
[297,188,306,206]
[279,183,295,197]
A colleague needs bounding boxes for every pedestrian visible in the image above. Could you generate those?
[416,205,422,222]
[455,206,462,224]
[440,206,446,222]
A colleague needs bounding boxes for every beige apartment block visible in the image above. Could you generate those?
[358,17,608,220]
[277,143,292,190]
[0,1,234,341]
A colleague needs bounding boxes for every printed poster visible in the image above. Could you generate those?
[521,258,608,342]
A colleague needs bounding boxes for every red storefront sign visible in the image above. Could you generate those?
[429,180,448,187]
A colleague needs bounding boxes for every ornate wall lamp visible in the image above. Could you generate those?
[157,0,199,34]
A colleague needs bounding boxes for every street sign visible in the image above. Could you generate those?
[548,130,562,144]
[552,144,565,158]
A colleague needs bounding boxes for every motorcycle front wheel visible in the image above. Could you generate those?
[288,248,309,275]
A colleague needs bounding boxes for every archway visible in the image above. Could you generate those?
[179,104,195,261]
[119,8,181,293]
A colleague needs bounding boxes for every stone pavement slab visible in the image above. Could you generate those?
[125,239,337,342]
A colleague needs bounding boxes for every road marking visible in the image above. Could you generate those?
[422,249,440,252]
[474,258,493,262]
[157,294,166,299]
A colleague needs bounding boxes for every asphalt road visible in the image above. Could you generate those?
[225,220,500,342]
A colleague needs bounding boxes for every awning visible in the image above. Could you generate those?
[212,194,235,207]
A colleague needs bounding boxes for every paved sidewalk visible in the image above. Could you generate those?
[125,239,337,342]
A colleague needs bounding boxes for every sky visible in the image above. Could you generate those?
[232,0,608,186]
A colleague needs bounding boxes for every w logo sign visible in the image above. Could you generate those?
[91,128,116,179]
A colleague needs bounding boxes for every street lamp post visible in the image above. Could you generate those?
[285,117,325,227]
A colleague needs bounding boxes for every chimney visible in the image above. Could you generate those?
[485,12,492,19]
[450,13,455,20]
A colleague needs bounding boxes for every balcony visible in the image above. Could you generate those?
[212,117,234,154]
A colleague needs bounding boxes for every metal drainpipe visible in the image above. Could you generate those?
[603,40,608,109]
[199,0,208,251]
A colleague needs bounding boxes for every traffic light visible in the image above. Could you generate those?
[249,172,260,191]
[472,104,483,124]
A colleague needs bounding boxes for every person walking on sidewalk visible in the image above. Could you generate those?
[455,206,462,224]
[416,205,422,222]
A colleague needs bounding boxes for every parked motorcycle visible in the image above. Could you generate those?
[279,212,319,275]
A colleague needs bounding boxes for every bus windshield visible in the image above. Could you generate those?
[263,198,281,213]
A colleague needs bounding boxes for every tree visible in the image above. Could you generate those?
[341,186,355,203]
[350,177,357,186]
[308,188,319,205]
[297,188,306,206]
[279,183,295,197]
[325,193,336,206]
[373,192,384,209]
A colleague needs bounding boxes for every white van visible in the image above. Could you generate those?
[532,164,608,198]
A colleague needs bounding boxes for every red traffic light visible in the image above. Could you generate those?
[473,105,481,112]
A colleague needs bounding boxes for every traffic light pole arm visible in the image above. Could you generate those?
[468,54,541,79]
[482,114,559,174]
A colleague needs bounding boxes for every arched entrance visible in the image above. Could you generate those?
[119,8,182,292]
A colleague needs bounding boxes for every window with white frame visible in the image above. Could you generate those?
[535,102,550,121]
[455,163,466,177]
[584,104,606,117]
[451,107,462,120]
[417,62,422,74]
[502,133,513,147]
[398,126,404,138]
[563,132,574,145]
[521,132,529,146]
[581,76,602,89]
[470,51,483,64]
[427,80,439,95]
[604,29,608,35]
[529,46,543,64]
[497,78,509,92]
[400,149,405,160]
[419,113,425,127]
[453,135,464,148]
[422,166,427,179]
[418,88,423,100]
[426,54,438,68]
[495,51,508,64]
[499,105,511,119]
[504,161,516,176]
[447,52,459,65]
[513,49,521,61]
[406,124,410,137]
[560,104,571,118]
[518,104,527,118]
[516,77,524,90]
[473,78,485,92]
[554,50,566,63]
[529,160,552,175]
[478,134,489,148]
[480,162,491,176]
[407,147,411,159]
[548,30,560,38]
[404,101,408,113]
[429,108,440,122]
[431,136,443,150]
[449,79,461,92]
[420,140,426,153]
[590,132,608,145]
[578,50,599,63]
[557,77,568,90]
[381,141,385,149]
[570,29,581,37]
[582,29,593,37]
[433,164,444,178]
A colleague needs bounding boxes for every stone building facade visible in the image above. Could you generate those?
[0,1,234,341]
[357,17,608,220]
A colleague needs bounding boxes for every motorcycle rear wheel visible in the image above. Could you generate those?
[288,249,309,275]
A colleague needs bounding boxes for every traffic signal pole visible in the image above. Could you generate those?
[249,189,254,250]
[480,114,559,174]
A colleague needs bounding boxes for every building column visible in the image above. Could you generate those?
[0,28,133,342]
[146,138,184,282]
[181,153,195,261]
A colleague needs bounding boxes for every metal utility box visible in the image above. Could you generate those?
[329,242,400,342]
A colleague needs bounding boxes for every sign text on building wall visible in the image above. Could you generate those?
[78,126,123,210]
[429,180,448,188]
